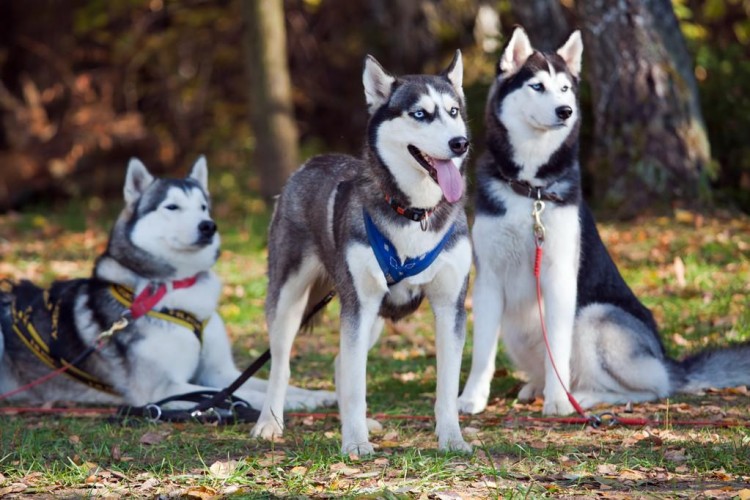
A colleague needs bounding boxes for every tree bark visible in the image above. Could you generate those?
[577,0,711,217]
[242,0,299,203]
[509,0,570,51]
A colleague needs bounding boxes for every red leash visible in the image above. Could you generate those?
[531,198,590,419]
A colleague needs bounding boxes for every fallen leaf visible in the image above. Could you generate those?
[111,445,121,461]
[139,431,167,445]
[382,431,399,441]
[185,485,218,499]
[330,462,360,476]
[138,477,159,490]
[373,457,389,466]
[209,459,239,478]
[290,466,308,475]
[597,464,617,475]
[0,483,27,496]
[463,426,480,436]
[69,435,81,444]
[738,489,750,500]
[664,448,689,463]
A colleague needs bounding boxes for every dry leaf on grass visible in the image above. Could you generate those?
[139,431,168,445]
[330,462,361,476]
[209,459,239,478]
[185,485,218,499]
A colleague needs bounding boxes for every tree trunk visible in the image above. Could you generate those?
[577,0,711,218]
[242,0,299,203]
[509,0,570,51]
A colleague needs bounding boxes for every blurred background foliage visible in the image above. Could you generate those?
[0,0,748,217]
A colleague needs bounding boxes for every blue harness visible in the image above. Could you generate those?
[363,210,455,285]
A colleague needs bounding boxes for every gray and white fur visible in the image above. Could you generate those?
[252,52,473,455]
[458,27,750,416]
[0,157,335,411]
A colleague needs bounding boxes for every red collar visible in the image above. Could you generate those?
[384,194,433,223]
[129,275,199,319]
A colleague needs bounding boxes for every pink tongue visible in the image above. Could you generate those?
[433,159,464,203]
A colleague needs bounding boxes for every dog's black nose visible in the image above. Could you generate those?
[556,106,573,120]
[449,136,470,155]
[198,220,217,238]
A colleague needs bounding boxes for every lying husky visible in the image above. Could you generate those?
[458,27,750,416]
[0,157,335,412]
[252,53,472,454]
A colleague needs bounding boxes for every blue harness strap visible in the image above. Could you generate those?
[363,210,455,285]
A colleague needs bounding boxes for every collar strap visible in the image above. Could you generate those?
[110,284,206,342]
[384,194,433,223]
[129,275,199,319]
[364,210,454,286]
[498,174,563,203]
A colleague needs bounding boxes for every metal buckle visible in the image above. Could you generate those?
[191,407,222,424]
[531,195,546,246]
[589,412,619,428]
[145,403,162,423]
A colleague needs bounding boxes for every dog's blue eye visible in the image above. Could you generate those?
[448,107,459,117]
[410,110,426,120]
[530,83,544,92]
[561,85,569,93]
[165,204,179,211]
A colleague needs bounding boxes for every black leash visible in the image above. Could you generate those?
[116,290,337,424]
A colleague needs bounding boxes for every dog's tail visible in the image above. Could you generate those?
[676,342,750,393]
[299,279,335,332]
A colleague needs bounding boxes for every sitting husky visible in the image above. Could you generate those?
[0,157,335,411]
[458,27,750,416]
[252,53,472,454]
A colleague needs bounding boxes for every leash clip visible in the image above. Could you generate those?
[531,194,546,246]
[588,412,619,429]
[97,316,129,342]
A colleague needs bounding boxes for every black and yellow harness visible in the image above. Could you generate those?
[5,279,206,395]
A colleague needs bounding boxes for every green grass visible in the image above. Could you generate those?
[1,198,749,498]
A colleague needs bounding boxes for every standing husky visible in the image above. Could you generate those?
[458,27,750,416]
[252,53,472,454]
[0,157,334,411]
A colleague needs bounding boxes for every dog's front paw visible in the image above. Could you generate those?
[284,389,337,410]
[439,434,472,454]
[457,391,488,415]
[542,397,575,416]
[518,382,543,402]
[251,416,284,440]
[341,440,375,457]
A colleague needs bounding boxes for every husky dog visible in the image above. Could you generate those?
[0,157,335,411]
[251,53,472,454]
[458,27,750,416]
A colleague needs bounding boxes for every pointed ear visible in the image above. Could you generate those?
[363,55,396,113]
[557,30,583,78]
[189,155,208,191]
[124,158,154,206]
[442,50,464,98]
[499,26,534,75]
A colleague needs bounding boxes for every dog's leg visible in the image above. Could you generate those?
[337,298,382,456]
[251,259,318,440]
[431,295,471,452]
[539,259,578,416]
[458,267,504,414]
[426,241,472,453]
